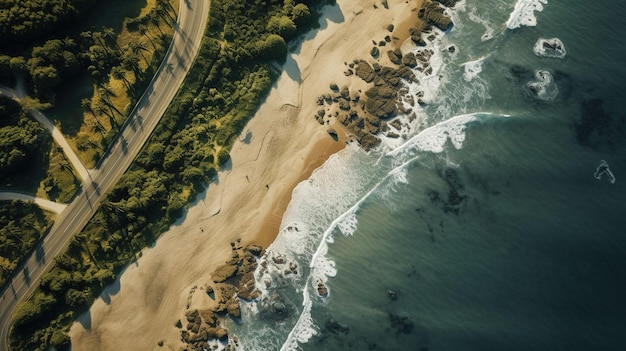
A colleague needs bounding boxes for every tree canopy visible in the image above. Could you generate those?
[0,0,97,44]
[0,200,49,287]
[0,96,50,181]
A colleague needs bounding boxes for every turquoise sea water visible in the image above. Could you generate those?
[229,1,626,350]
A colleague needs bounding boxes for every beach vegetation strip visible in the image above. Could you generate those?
[9,0,333,350]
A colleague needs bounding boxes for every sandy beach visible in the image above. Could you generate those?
[69,0,423,349]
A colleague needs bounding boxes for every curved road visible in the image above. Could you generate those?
[0,0,209,349]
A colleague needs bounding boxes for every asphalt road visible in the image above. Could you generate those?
[0,0,209,349]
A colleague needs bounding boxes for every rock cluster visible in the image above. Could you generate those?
[177,240,265,351]
[313,0,458,151]
[419,0,456,31]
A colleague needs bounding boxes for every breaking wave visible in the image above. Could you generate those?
[506,0,548,29]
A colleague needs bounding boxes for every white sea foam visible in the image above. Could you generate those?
[533,37,566,58]
[527,70,558,101]
[594,160,616,184]
[506,0,548,29]
[467,5,496,41]
[277,112,500,351]
[462,57,486,82]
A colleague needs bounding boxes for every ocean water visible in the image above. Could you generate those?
[227,1,626,350]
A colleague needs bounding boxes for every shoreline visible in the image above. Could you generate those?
[69,1,430,349]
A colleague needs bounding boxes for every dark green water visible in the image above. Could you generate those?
[230,1,626,350]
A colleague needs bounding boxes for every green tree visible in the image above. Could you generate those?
[292,3,312,26]
[267,15,297,40]
[260,34,288,60]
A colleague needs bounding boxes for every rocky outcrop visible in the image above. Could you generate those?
[355,61,376,82]
[179,240,265,351]
[317,281,329,297]
[211,264,237,283]
[313,0,457,151]
[419,1,454,31]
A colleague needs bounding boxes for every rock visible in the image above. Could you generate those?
[388,289,398,301]
[158,340,164,347]
[384,35,391,43]
[288,262,298,273]
[358,132,381,151]
[381,0,389,9]
[317,281,328,297]
[330,82,339,91]
[206,327,229,341]
[237,284,261,301]
[387,131,400,138]
[212,264,238,283]
[433,0,458,7]
[419,1,454,31]
[186,309,200,323]
[370,46,380,59]
[386,24,394,32]
[315,109,325,124]
[387,49,402,65]
[245,244,264,257]
[390,119,402,130]
[378,40,386,47]
[200,309,218,327]
[323,94,333,104]
[327,128,338,141]
[338,99,351,111]
[227,300,241,319]
[272,255,286,264]
[402,52,417,68]
[396,66,417,83]
[340,86,350,100]
[411,35,426,46]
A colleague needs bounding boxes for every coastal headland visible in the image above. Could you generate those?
[69,0,458,349]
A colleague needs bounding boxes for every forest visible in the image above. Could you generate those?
[0,0,176,168]
[0,0,97,43]
[9,0,332,350]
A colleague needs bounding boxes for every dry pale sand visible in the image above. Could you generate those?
[69,0,422,350]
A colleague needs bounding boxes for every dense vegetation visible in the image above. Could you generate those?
[10,0,331,350]
[0,0,170,289]
[0,0,97,44]
[0,95,75,286]
[0,96,50,184]
[0,201,51,288]
[0,0,176,167]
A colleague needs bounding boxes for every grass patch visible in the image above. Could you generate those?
[47,0,178,169]
[37,143,80,204]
